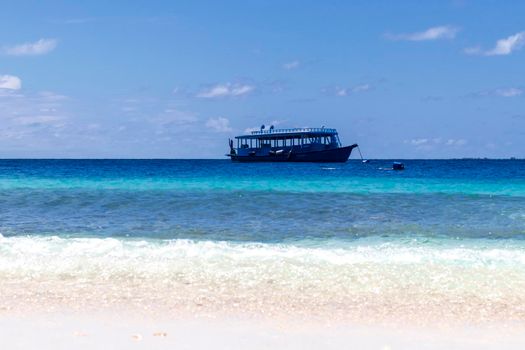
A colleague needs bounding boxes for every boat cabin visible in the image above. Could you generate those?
[234,128,342,156]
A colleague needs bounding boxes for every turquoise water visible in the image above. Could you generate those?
[0,159,524,242]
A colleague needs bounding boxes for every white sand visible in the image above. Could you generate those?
[1,311,525,350]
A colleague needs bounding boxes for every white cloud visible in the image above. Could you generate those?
[495,87,522,97]
[486,32,525,56]
[4,38,58,56]
[405,138,467,148]
[386,26,459,41]
[332,84,372,97]
[0,75,22,90]
[445,139,467,146]
[197,83,255,98]
[352,84,371,92]
[474,87,523,97]
[335,87,348,97]
[230,84,253,96]
[282,60,300,70]
[205,117,232,132]
[465,32,525,56]
[409,138,428,145]
[200,85,229,98]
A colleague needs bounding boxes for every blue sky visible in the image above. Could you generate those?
[0,0,524,158]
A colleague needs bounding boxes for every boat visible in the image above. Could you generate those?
[226,126,358,162]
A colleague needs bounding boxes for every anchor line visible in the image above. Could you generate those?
[357,146,364,160]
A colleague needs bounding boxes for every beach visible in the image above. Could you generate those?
[2,237,525,349]
[1,159,525,348]
[3,312,525,350]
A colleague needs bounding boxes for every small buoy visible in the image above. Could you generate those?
[362,159,370,163]
[392,162,404,170]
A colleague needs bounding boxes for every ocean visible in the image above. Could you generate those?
[1,159,525,323]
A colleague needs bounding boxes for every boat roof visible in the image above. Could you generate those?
[235,127,338,139]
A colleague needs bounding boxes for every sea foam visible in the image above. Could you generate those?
[1,235,525,324]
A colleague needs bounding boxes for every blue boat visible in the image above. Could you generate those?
[227,126,358,162]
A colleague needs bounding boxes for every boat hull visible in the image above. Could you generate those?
[230,144,357,163]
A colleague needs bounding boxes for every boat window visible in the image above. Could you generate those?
[307,136,320,144]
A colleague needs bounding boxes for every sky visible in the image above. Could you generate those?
[0,0,524,158]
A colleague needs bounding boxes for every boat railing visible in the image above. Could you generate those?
[250,127,337,135]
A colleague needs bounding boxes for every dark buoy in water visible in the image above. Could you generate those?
[392,162,405,170]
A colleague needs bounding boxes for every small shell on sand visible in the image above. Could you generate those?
[131,334,143,341]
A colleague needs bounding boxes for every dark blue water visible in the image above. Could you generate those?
[0,159,523,180]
